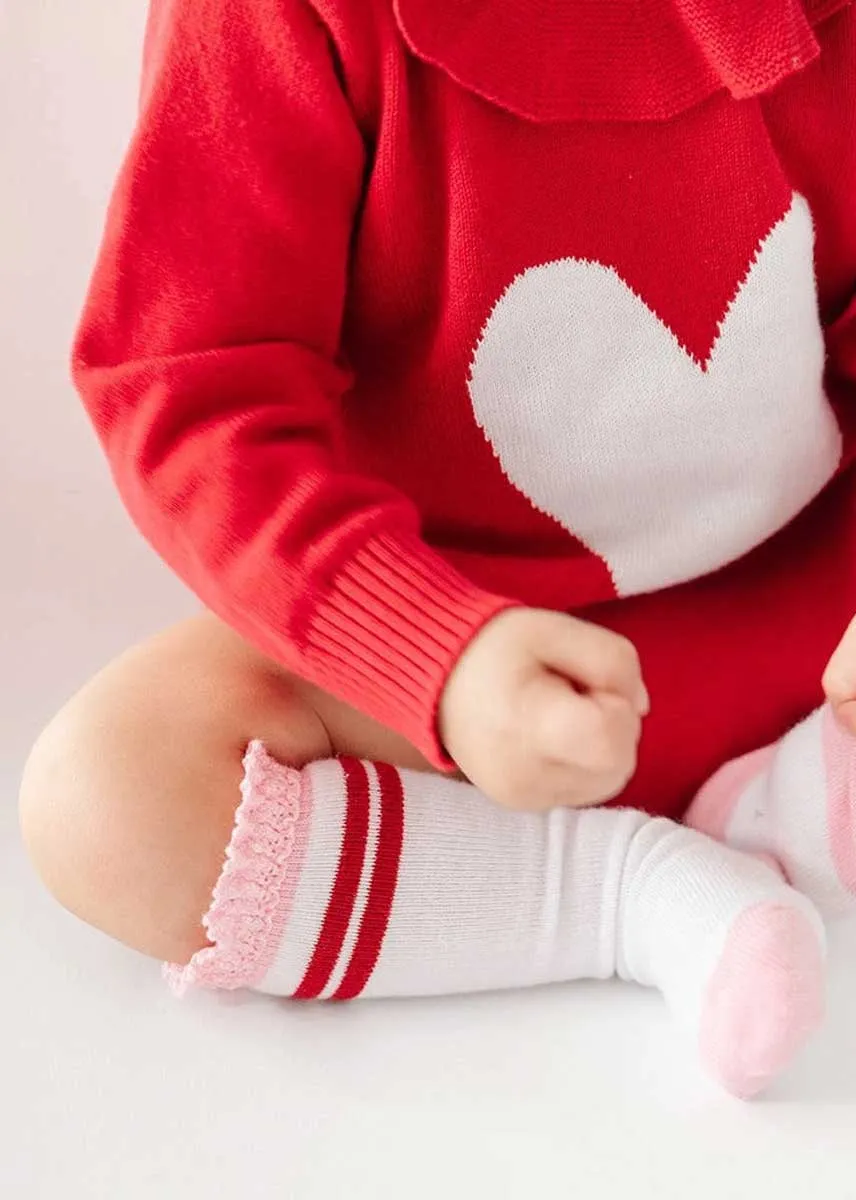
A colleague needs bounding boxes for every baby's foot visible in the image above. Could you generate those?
[686,706,856,918]
[619,821,825,1098]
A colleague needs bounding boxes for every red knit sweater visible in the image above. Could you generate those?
[75,0,856,818]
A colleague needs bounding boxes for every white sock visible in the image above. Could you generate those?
[166,744,826,1098]
[687,704,856,918]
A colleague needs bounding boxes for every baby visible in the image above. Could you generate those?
[19,0,856,1098]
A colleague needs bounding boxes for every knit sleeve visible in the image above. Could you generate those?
[73,0,511,767]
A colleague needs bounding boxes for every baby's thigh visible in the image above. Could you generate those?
[18,613,429,964]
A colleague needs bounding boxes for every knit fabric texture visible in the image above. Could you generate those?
[74,0,856,816]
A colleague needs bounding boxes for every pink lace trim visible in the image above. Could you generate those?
[163,741,304,996]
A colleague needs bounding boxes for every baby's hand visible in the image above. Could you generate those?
[823,616,856,735]
[439,608,648,811]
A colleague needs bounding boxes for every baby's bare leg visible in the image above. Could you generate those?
[19,613,432,964]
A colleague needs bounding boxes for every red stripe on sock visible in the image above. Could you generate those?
[333,762,405,1001]
[292,759,370,1001]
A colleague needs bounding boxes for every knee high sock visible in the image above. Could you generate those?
[687,704,856,918]
[166,743,825,1099]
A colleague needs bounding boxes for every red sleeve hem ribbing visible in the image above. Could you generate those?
[302,532,515,769]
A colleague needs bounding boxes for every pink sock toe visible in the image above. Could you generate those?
[685,744,776,841]
[699,903,825,1099]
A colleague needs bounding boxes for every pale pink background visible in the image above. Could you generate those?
[4,3,856,1196]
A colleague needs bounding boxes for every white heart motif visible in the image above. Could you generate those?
[468,195,842,596]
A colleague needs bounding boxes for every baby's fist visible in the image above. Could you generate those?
[439,608,649,812]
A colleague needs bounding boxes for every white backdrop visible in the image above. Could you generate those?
[3,4,856,1197]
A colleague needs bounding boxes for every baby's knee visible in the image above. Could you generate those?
[20,690,107,913]
[17,637,302,964]
[18,619,338,964]
[17,669,211,963]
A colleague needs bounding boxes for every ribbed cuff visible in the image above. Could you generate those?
[302,533,515,769]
